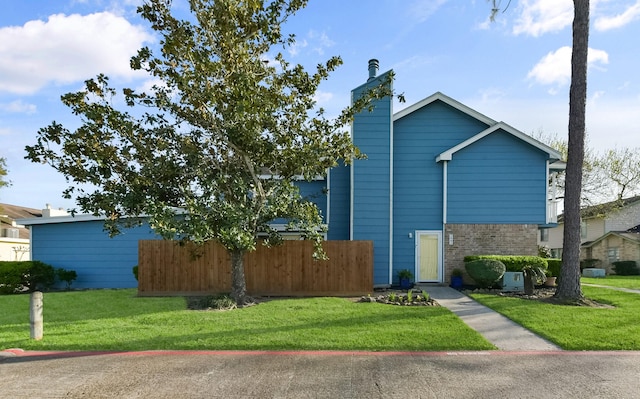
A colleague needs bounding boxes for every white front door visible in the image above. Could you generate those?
[415,231,442,283]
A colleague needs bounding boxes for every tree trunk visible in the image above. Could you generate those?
[555,0,589,301]
[524,273,534,296]
[230,249,248,306]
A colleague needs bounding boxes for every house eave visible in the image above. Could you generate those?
[393,92,497,125]
[436,121,563,162]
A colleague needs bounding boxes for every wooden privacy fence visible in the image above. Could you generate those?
[137,240,373,296]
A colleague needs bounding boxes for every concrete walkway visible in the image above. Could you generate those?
[423,286,561,351]
[582,283,640,294]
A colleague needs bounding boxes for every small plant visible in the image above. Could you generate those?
[421,290,430,301]
[397,269,414,280]
[407,289,414,302]
[388,292,397,302]
[209,294,237,310]
[56,268,78,290]
[132,265,139,281]
[451,268,463,277]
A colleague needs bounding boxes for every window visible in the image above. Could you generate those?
[580,221,587,239]
[539,228,549,242]
[607,248,619,263]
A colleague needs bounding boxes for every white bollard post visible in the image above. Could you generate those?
[30,291,43,340]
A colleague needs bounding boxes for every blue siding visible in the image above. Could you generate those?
[296,180,327,223]
[447,130,548,223]
[31,220,159,289]
[352,72,393,285]
[327,162,350,240]
[392,100,490,278]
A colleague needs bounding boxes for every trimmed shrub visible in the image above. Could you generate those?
[0,261,56,294]
[464,255,547,273]
[546,258,562,277]
[56,268,78,289]
[612,261,640,276]
[464,259,506,288]
[580,258,601,270]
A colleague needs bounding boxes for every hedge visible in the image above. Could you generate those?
[612,261,640,276]
[546,258,562,277]
[0,261,76,294]
[463,255,548,273]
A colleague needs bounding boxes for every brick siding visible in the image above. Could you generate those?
[444,224,538,282]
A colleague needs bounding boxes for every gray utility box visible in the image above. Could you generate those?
[502,272,524,292]
[583,268,606,277]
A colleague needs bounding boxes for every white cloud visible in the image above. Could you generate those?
[288,38,308,57]
[313,91,333,106]
[595,1,640,31]
[589,90,606,106]
[0,12,154,95]
[308,31,335,56]
[512,0,574,37]
[527,46,609,91]
[409,0,449,23]
[0,100,37,114]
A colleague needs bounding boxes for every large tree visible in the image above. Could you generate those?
[596,147,640,201]
[555,0,589,302]
[0,157,9,191]
[534,132,640,208]
[25,0,392,306]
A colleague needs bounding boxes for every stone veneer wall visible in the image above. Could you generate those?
[444,224,538,283]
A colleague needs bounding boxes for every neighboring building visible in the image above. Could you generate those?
[21,60,563,289]
[581,225,640,273]
[0,203,42,261]
[539,196,640,259]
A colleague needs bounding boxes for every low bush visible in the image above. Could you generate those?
[132,265,139,281]
[612,261,640,276]
[56,268,78,289]
[0,261,56,294]
[580,258,601,270]
[546,258,562,277]
[464,259,506,288]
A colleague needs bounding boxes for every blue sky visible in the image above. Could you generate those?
[1,0,639,210]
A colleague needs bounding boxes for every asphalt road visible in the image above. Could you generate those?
[2,350,640,398]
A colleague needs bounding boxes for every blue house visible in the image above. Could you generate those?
[322,59,563,286]
[20,59,562,289]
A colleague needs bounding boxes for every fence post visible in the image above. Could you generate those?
[30,291,43,340]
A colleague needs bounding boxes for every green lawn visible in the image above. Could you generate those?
[582,275,640,290]
[471,285,640,350]
[0,289,494,351]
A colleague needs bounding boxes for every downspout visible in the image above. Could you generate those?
[388,97,394,286]
[545,160,551,223]
[442,160,448,282]
[349,115,354,241]
[326,167,331,229]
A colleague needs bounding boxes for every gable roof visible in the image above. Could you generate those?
[391,92,563,163]
[394,91,497,125]
[0,203,42,240]
[558,195,640,222]
[436,121,563,162]
[581,228,640,248]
